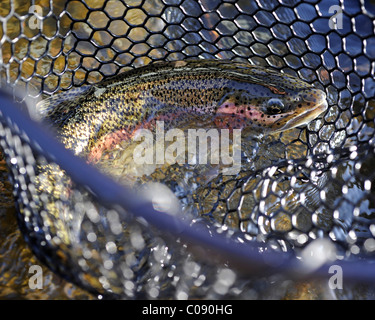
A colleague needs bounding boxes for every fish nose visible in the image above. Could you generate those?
[301,88,327,103]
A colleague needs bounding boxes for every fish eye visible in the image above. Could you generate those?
[266,98,284,115]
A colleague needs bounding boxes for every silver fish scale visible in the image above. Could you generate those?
[0,0,374,299]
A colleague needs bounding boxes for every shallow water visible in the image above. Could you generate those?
[0,147,325,300]
[1,121,372,299]
[0,156,94,299]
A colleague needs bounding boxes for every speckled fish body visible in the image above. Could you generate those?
[38,60,327,162]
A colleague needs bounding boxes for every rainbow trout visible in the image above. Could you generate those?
[38,60,328,166]
[32,59,329,247]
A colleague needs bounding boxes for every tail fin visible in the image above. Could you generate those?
[36,86,92,126]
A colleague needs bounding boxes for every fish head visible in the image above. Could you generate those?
[215,66,328,134]
[256,87,328,133]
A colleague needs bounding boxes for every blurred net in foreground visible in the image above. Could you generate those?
[0,0,374,298]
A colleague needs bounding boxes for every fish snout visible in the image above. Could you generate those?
[301,88,327,103]
[298,88,328,114]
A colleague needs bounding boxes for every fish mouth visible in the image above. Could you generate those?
[275,99,328,132]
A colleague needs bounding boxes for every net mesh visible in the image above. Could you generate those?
[0,0,375,299]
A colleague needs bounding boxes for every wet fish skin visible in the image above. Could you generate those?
[38,60,328,161]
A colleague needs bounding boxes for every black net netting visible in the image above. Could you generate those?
[0,0,375,299]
